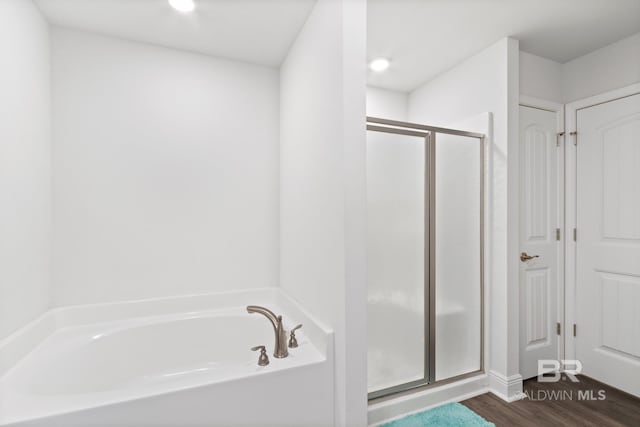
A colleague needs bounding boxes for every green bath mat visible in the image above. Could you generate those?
[381,402,495,427]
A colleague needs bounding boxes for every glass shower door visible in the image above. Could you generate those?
[366,117,485,400]
[366,126,430,398]
[434,133,482,381]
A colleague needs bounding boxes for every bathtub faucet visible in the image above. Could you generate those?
[246,305,288,358]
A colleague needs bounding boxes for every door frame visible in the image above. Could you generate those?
[518,95,566,366]
[564,83,640,361]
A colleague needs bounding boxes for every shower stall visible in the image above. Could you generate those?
[366,117,485,400]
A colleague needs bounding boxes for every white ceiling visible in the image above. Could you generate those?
[368,0,640,92]
[35,0,316,67]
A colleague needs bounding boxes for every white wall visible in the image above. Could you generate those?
[0,0,52,340]
[519,51,562,103]
[408,38,522,398]
[280,0,367,425]
[366,86,408,120]
[520,32,640,103]
[562,32,640,103]
[51,28,280,307]
[562,33,640,103]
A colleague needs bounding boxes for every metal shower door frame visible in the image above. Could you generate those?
[365,124,433,400]
[366,117,486,402]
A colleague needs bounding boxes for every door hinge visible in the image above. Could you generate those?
[556,132,565,147]
[573,324,577,337]
[556,322,561,335]
[570,131,577,146]
[556,228,561,241]
[573,228,577,241]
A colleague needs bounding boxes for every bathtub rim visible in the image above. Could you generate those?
[0,287,333,378]
[0,288,335,425]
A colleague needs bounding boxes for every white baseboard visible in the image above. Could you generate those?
[368,374,491,426]
[488,370,524,402]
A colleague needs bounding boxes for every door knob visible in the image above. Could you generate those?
[520,252,540,262]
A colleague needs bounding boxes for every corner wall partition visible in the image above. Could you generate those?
[366,117,485,401]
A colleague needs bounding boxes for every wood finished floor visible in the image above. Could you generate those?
[462,376,640,427]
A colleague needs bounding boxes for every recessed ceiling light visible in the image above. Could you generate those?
[169,0,195,13]
[369,58,390,72]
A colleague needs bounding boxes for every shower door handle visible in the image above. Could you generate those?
[520,252,539,262]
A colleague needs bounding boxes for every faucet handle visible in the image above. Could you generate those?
[251,345,270,366]
[288,324,303,348]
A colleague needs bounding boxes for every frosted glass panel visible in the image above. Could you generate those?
[366,129,426,393]
[434,133,482,381]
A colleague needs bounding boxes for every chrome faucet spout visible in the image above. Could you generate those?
[246,305,289,358]
[246,305,279,328]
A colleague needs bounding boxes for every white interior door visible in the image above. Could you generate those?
[519,105,561,379]
[575,93,640,397]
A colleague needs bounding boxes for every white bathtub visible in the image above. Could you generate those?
[0,289,334,426]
